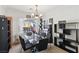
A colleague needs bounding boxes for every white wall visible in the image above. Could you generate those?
[0,6,5,15]
[4,7,26,42]
[45,5,79,43]
[45,5,79,24]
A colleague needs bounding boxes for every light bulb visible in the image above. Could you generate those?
[39,14,42,17]
[31,13,34,16]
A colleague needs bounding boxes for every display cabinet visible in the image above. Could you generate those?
[54,20,79,53]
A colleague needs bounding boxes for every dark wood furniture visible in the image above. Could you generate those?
[19,35,48,52]
[54,21,79,53]
[19,36,38,51]
[7,16,12,50]
[0,16,12,53]
[0,15,8,52]
[36,39,48,51]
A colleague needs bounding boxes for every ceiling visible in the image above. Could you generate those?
[3,5,56,15]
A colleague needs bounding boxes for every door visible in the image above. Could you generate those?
[48,18,53,43]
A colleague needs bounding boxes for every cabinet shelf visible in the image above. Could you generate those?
[64,28,78,30]
[65,43,77,49]
[65,38,76,43]
[54,20,79,53]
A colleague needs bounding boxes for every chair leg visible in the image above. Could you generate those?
[31,47,39,53]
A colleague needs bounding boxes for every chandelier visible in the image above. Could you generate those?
[31,5,42,18]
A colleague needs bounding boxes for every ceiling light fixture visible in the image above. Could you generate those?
[31,5,43,19]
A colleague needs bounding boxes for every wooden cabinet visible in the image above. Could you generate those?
[0,16,12,52]
[0,16,8,52]
[7,16,12,49]
[54,21,79,53]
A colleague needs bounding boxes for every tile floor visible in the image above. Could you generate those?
[9,43,68,53]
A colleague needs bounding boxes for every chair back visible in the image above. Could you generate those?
[19,36,26,51]
[37,39,48,51]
